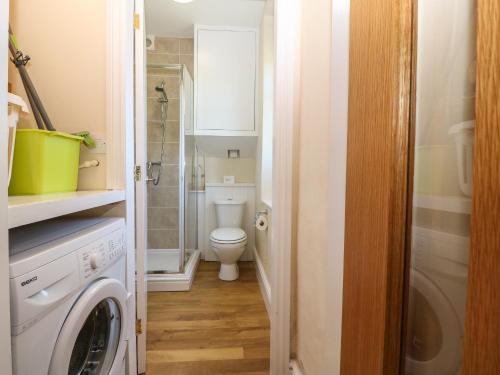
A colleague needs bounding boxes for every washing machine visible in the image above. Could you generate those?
[405,226,469,375]
[9,218,129,375]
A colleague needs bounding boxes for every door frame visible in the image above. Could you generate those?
[271,0,302,373]
[133,0,148,373]
[462,0,500,372]
[132,0,301,374]
[340,0,414,373]
[0,1,12,373]
[106,0,138,373]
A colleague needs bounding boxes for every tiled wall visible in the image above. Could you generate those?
[147,37,194,249]
[148,37,194,77]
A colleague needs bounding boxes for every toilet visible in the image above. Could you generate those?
[210,199,248,281]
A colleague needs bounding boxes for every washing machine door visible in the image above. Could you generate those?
[405,270,463,375]
[49,278,128,375]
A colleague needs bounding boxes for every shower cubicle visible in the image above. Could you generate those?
[146,63,201,291]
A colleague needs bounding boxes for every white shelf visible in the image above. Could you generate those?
[414,194,472,214]
[8,190,126,229]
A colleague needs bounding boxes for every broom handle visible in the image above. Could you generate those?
[8,26,56,131]
[19,68,44,129]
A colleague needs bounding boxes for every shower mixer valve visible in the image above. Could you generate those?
[146,161,163,184]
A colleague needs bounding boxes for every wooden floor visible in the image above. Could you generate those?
[146,261,270,375]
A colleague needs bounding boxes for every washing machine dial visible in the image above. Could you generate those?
[90,252,100,270]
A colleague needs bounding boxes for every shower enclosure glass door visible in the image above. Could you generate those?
[146,63,198,276]
[182,66,198,269]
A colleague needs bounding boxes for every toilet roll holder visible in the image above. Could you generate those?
[255,209,268,221]
[255,209,269,231]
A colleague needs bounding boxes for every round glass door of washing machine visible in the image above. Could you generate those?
[405,270,462,375]
[49,279,128,375]
[69,298,121,374]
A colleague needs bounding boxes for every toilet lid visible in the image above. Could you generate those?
[210,228,247,243]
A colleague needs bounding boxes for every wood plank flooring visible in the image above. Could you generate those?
[146,261,270,375]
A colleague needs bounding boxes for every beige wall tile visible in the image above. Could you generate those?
[146,37,192,241]
[147,66,181,76]
[148,229,179,249]
[147,75,180,99]
[148,207,179,229]
[155,37,180,54]
[148,52,180,65]
[147,98,180,122]
[155,164,179,187]
[148,187,179,208]
[180,38,194,54]
[147,142,179,164]
[147,121,180,142]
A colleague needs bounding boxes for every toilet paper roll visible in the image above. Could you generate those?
[255,215,268,231]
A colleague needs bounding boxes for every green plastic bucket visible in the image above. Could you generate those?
[8,129,83,195]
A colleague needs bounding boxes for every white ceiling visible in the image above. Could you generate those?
[145,0,267,38]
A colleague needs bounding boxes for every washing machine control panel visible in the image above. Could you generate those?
[80,229,125,279]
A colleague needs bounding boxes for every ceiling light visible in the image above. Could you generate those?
[173,0,193,3]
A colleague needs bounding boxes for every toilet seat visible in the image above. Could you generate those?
[210,228,247,244]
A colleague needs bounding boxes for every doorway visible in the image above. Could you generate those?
[133,1,295,374]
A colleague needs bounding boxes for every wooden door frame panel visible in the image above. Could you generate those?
[462,0,500,373]
[340,0,415,374]
[399,0,419,373]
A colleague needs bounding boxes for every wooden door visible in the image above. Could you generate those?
[341,0,500,374]
[462,0,500,373]
[340,0,414,373]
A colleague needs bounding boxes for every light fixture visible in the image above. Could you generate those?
[173,0,193,3]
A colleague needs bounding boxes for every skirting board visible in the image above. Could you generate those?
[289,360,305,375]
[253,247,271,317]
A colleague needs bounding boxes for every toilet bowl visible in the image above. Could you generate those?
[210,199,247,281]
[210,228,248,281]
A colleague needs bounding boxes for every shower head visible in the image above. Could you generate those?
[155,81,168,103]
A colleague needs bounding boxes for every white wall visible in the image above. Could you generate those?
[204,157,256,184]
[293,0,349,373]
[1,1,13,373]
[8,0,107,136]
[254,0,274,282]
[8,0,108,190]
[259,10,275,205]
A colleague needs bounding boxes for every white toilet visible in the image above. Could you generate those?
[210,199,248,281]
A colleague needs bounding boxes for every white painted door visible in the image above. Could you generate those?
[134,0,148,373]
[0,1,13,374]
[195,27,257,133]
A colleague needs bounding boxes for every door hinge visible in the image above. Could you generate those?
[136,318,142,335]
[134,13,140,30]
[134,165,142,182]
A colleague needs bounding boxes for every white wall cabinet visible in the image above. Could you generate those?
[195,26,257,136]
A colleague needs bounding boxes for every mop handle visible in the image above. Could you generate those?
[8,26,56,131]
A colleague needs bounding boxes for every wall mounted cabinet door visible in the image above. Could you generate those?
[195,26,257,135]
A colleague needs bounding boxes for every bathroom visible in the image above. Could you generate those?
[137,0,274,372]
[1,0,499,375]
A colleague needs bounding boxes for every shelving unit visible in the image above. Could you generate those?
[8,190,126,229]
[414,194,472,214]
